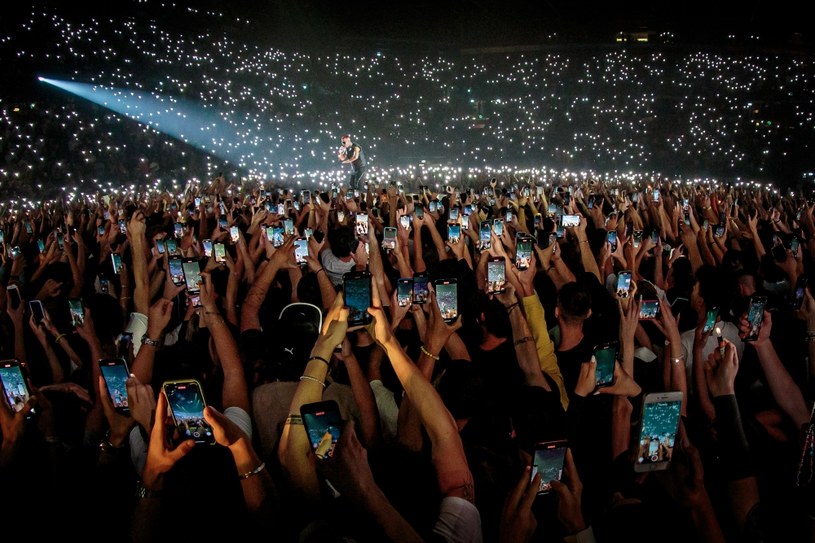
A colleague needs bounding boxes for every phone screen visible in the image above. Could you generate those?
[343,273,372,326]
[561,214,580,228]
[229,225,240,244]
[531,441,567,494]
[7,286,21,310]
[294,237,308,265]
[117,332,133,359]
[639,300,660,320]
[413,274,430,304]
[633,230,643,248]
[383,227,397,250]
[653,188,661,203]
[515,239,533,270]
[202,239,213,257]
[397,278,413,307]
[214,243,226,263]
[68,298,85,327]
[434,279,458,323]
[479,222,492,250]
[744,296,766,342]
[174,222,183,239]
[447,224,461,244]
[111,253,123,275]
[284,219,295,236]
[29,300,45,324]
[636,393,683,471]
[169,257,184,286]
[99,358,130,414]
[400,215,411,230]
[703,307,719,333]
[0,360,33,414]
[493,219,504,237]
[163,380,214,445]
[594,343,617,387]
[182,260,202,293]
[792,277,809,310]
[487,257,506,294]
[272,226,284,248]
[355,213,369,239]
[301,400,343,461]
[165,238,178,255]
[616,271,632,298]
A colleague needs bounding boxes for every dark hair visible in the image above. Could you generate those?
[477,294,512,339]
[695,265,723,310]
[327,225,356,258]
[557,281,592,323]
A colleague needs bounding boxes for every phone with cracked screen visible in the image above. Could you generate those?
[99,357,130,415]
[0,359,35,416]
[163,379,215,445]
[531,439,568,495]
[635,392,683,472]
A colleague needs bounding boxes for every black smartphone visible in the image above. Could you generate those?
[607,230,618,252]
[0,359,35,415]
[111,253,123,275]
[744,295,767,342]
[616,270,632,299]
[165,238,178,256]
[433,278,458,323]
[6,284,22,310]
[202,239,213,257]
[343,270,373,327]
[397,278,413,308]
[791,237,800,258]
[294,237,308,265]
[383,226,397,250]
[214,242,227,263]
[703,307,720,334]
[593,341,617,388]
[68,298,85,328]
[713,224,725,239]
[479,221,492,250]
[650,229,660,244]
[300,400,343,461]
[181,258,202,294]
[639,299,660,320]
[29,299,45,324]
[447,224,461,244]
[791,276,809,310]
[168,257,185,286]
[531,439,568,495]
[487,256,507,294]
[635,391,683,472]
[99,358,130,415]
[632,230,643,249]
[516,237,533,270]
[162,379,215,445]
[413,273,430,305]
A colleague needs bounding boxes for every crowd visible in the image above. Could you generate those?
[1,175,814,542]
[2,3,815,200]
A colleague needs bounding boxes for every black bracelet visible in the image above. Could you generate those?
[506,302,520,313]
[308,355,330,367]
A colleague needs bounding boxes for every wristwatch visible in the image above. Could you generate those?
[140,335,162,348]
[135,481,162,499]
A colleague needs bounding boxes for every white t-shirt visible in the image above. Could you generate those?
[680,320,744,395]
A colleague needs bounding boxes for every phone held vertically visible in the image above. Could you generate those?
[181,258,202,294]
[616,270,632,299]
[397,278,413,308]
[0,359,35,415]
[343,270,373,327]
[162,379,215,445]
[531,440,568,495]
[487,256,506,294]
[515,237,533,271]
[433,278,458,324]
[744,295,767,342]
[382,226,397,250]
[29,299,46,324]
[703,307,720,334]
[593,342,617,388]
[413,273,430,305]
[6,284,21,310]
[635,392,683,472]
[68,298,85,327]
[99,358,130,415]
[300,400,343,461]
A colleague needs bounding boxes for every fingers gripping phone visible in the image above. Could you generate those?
[703,307,720,334]
[343,270,373,327]
[301,400,343,461]
[0,359,35,416]
[616,270,632,299]
[593,342,617,388]
[531,440,568,495]
[433,278,458,323]
[162,380,215,445]
[99,358,130,415]
[487,256,506,294]
[635,392,683,472]
[413,273,429,305]
[744,295,767,342]
[68,298,85,327]
[397,278,413,308]
[29,299,46,324]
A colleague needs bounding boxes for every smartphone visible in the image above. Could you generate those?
[397,278,413,308]
[447,224,461,244]
[355,213,369,239]
[413,273,430,305]
[400,215,411,230]
[449,207,460,224]
[531,440,568,495]
[616,270,632,298]
[635,391,683,472]
[111,253,123,275]
[633,230,643,249]
[561,214,580,228]
[218,217,228,230]
[10,246,22,259]
[516,238,533,270]
[162,380,215,445]
[118,219,127,235]
[29,299,46,324]
[284,218,295,236]
[744,295,767,342]
[487,256,506,294]
[277,203,285,215]
[638,299,660,320]
[168,257,185,286]
[703,307,720,334]
[505,209,513,223]
[214,242,226,263]
[100,277,110,294]
[383,226,397,250]
[174,222,183,239]
[202,239,213,257]
[653,188,661,203]
[791,237,800,258]
[304,227,314,240]
[229,225,240,244]
[99,358,130,415]
[792,276,809,310]
[428,200,438,213]
[593,342,617,388]
[165,238,178,256]
[493,218,504,237]
[343,270,373,327]
[433,278,458,323]
[294,237,308,265]
[301,400,343,461]
[182,259,201,294]
[479,221,492,250]
[68,298,85,327]
[0,359,35,415]
[414,204,424,220]
[302,190,311,204]
[6,284,22,310]
[534,213,542,230]
[602,220,621,245]
[272,225,284,248]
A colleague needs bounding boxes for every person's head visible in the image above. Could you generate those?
[327,225,356,258]
[341,134,351,147]
[735,269,757,298]
[475,293,512,340]
[555,281,593,327]
[690,265,723,314]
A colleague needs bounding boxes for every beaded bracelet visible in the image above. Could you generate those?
[239,462,266,480]
[420,344,440,361]
[299,375,326,388]
[54,333,67,344]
